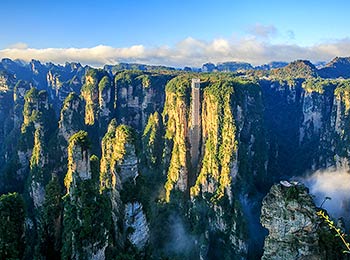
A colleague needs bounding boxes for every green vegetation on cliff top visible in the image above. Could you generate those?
[68,130,91,151]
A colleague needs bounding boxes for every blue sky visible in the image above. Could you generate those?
[1,0,350,66]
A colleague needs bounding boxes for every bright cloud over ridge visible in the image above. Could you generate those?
[1,36,350,67]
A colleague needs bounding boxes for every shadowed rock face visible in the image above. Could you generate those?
[63,131,109,260]
[125,202,150,249]
[58,93,85,145]
[261,183,322,260]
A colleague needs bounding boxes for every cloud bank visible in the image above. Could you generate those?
[1,37,350,67]
[302,168,350,222]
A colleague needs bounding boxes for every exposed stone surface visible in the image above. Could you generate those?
[69,146,90,182]
[125,201,150,249]
[63,131,109,259]
[163,89,189,201]
[100,121,138,186]
[2,58,350,259]
[162,76,268,259]
[29,127,47,209]
[13,80,30,129]
[261,183,323,260]
[300,91,324,142]
[115,71,171,131]
[65,131,92,193]
[58,93,85,142]
[119,143,138,182]
[100,121,138,247]
[30,181,45,209]
[45,62,85,113]
[98,75,114,128]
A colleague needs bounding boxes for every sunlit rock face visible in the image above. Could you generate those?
[2,58,350,259]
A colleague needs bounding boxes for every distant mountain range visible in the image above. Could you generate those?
[3,56,350,78]
[201,57,350,77]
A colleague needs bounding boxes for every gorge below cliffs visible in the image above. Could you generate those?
[0,58,349,259]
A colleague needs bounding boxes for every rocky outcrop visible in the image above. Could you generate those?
[261,183,322,260]
[100,120,122,192]
[56,92,85,182]
[18,88,56,191]
[300,89,325,142]
[190,81,237,201]
[46,62,85,113]
[297,79,335,171]
[100,120,138,247]
[124,201,150,249]
[98,75,114,129]
[81,69,113,129]
[100,121,138,185]
[22,60,84,112]
[162,76,268,259]
[164,76,268,201]
[261,79,304,178]
[262,78,350,177]
[115,71,173,131]
[29,126,47,208]
[62,131,110,260]
[64,131,92,193]
[2,58,350,259]
[0,78,29,185]
[29,60,48,87]
[329,82,350,170]
[13,80,30,129]
[81,70,100,126]
[163,76,190,201]
[58,93,85,145]
[142,111,164,167]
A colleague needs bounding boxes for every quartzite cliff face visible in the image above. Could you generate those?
[0,58,350,259]
[261,183,322,260]
[62,131,110,260]
[162,75,267,259]
[260,182,349,260]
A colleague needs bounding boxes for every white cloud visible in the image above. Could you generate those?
[302,168,350,221]
[1,37,350,67]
